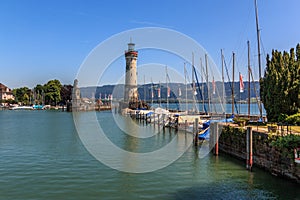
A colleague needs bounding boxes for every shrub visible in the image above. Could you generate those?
[233,117,249,126]
[271,134,300,150]
[278,113,288,122]
[285,113,300,126]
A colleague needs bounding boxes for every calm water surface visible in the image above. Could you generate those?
[0,110,298,200]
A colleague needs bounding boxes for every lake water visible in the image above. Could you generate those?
[0,110,298,200]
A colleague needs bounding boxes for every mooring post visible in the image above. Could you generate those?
[185,120,187,133]
[162,114,165,129]
[146,114,148,125]
[158,114,160,129]
[175,116,178,131]
[214,122,219,156]
[246,126,253,171]
[194,118,199,146]
[192,121,195,143]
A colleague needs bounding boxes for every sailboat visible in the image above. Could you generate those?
[174,54,212,140]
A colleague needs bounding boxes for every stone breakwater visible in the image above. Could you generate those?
[218,125,300,183]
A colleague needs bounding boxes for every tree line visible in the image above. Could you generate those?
[12,79,73,106]
[260,44,300,123]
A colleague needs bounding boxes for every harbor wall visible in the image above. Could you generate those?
[218,125,300,183]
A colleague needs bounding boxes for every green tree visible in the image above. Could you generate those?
[260,44,300,121]
[60,84,73,105]
[44,79,62,106]
[33,84,45,105]
[12,87,32,105]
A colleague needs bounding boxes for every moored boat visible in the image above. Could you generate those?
[10,106,33,110]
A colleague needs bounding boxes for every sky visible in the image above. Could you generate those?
[0,0,299,88]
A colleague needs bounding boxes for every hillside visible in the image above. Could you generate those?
[80,81,260,102]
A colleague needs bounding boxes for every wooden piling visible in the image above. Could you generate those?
[194,118,199,146]
[213,122,219,156]
[145,114,148,125]
[246,126,253,171]
[158,114,160,129]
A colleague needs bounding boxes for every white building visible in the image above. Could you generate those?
[0,83,14,101]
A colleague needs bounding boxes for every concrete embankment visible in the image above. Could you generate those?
[218,125,300,183]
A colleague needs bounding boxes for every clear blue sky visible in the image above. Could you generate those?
[1,0,299,88]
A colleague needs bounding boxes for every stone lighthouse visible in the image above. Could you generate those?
[124,42,138,103]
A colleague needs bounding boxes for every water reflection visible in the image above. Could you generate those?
[1,111,299,199]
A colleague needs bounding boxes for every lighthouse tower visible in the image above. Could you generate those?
[124,42,138,103]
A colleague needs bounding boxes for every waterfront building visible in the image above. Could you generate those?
[0,83,14,101]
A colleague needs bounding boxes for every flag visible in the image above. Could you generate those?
[240,73,244,93]
[157,88,161,98]
[178,87,182,97]
[212,77,216,95]
[167,86,170,97]
[193,89,197,96]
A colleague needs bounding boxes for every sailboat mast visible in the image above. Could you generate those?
[144,75,146,102]
[192,52,196,112]
[166,66,169,110]
[255,0,262,79]
[192,53,195,93]
[232,52,235,115]
[184,63,187,112]
[205,54,210,114]
[221,49,225,111]
[239,72,241,114]
[151,77,154,106]
[159,81,161,106]
[255,0,263,119]
[200,58,204,112]
[247,41,251,118]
